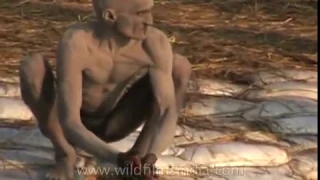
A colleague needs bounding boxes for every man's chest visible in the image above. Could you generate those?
[84,46,152,85]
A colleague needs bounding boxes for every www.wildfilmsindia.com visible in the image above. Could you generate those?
[76,165,245,177]
[76,166,157,177]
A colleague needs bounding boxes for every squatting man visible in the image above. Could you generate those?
[19,0,192,179]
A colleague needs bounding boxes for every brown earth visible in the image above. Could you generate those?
[0,0,317,84]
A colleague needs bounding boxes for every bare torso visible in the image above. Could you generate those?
[71,21,154,116]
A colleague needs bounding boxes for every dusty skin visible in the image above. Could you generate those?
[18,0,192,179]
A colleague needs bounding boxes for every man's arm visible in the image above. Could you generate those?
[143,30,178,156]
[56,31,118,163]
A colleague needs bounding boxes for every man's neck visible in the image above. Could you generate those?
[93,21,138,53]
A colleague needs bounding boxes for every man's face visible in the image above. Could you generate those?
[114,0,154,39]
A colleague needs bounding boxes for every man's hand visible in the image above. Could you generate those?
[117,152,159,180]
[141,154,158,180]
[117,150,142,169]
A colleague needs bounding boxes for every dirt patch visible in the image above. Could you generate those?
[0,0,317,83]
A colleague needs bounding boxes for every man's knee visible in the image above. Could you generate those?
[19,53,55,106]
[172,53,192,87]
[19,53,51,76]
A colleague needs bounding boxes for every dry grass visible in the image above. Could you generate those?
[0,0,317,83]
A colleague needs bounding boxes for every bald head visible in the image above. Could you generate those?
[91,0,154,40]
[93,0,154,18]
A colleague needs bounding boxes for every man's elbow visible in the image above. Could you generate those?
[59,120,72,134]
[156,96,177,117]
[59,117,80,137]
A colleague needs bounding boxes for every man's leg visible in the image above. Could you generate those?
[19,54,76,179]
[102,75,154,143]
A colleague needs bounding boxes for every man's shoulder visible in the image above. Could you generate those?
[59,22,94,45]
[145,26,169,42]
[56,22,94,64]
[144,27,173,67]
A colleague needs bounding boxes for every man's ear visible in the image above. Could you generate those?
[102,9,116,23]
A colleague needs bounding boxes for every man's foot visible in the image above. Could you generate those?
[46,165,67,180]
[46,159,75,180]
